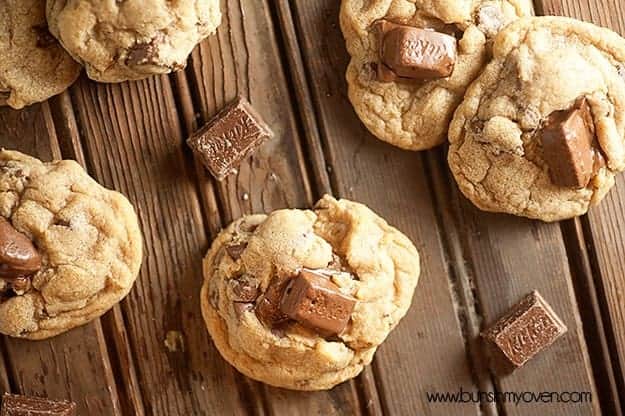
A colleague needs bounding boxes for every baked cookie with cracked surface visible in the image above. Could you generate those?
[201,195,420,390]
[340,0,533,150]
[449,17,625,222]
[0,0,81,109]
[0,150,142,339]
[46,0,221,82]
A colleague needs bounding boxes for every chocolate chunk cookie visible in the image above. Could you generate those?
[0,0,81,109]
[340,0,533,150]
[0,150,143,339]
[448,17,625,221]
[46,0,221,82]
[201,195,421,390]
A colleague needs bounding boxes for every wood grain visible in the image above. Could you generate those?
[68,76,248,415]
[0,104,121,414]
[288,1,482,415]
[183,0,362,414]
[535,0,625,410]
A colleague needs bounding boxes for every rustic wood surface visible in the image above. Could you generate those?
[0,0,623,414]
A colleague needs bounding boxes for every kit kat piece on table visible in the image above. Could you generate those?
[187,96,274,181]
[482,291,567,373]
[1,393,76,416]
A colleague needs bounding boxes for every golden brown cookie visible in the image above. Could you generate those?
[0,150,143,339]
[201,195,420,390]
[46,0,221,82]
[340,0,534,150]
[0,0,81,109]
[449,17,625,221]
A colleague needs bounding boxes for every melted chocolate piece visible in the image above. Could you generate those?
[540,98,603,188]
[225,242,247,260]
[254,275,291,327]
[280,270,356,336]
[482,291,567,371]
[0,217,41,279]
[187,97,274,181]
[1,393,76,415]
[377,21,457,82]
[229,274,259,302]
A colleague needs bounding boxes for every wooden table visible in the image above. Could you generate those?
[0,0,623,415]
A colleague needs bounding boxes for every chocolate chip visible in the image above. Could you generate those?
[254,275,291,327]
[377,20,457,82]
[279,270,356,337]
[482,291,567,372]
[225,242,247,260]
[0,217,41,279]
[229,274,259,302]
[126,36,162,66]
[1,393,76,415]
[540,98,601,188]
[187,97,274,181]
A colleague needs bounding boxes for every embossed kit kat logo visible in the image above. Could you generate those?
[402,38,449,62]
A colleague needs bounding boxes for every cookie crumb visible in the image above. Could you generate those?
[164,330,185,352]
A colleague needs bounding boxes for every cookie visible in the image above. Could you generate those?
[448,17,625,221]
[46,0,221,83]
[340,0,534,150]
[200,195,420,390]
[0,0,81,109]
[0,150,142,339]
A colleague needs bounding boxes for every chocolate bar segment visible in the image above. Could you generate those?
[255,275,291,327]
[0,217,42,279]
[187,96,274,181]
[1,393,76,416]
[377,21,457,82]
[280,270,356,336]
[482,291,567,370]
[540,98,602,188]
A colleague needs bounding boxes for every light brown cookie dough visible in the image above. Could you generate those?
[46,0,221,83]
[0,150,142,339]
[449,17,625,221]
[201,195,420,390]
[0,0,81,109]
[340,0,533,150]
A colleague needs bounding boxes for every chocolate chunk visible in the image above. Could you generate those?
[0,217,41,279]
[255,275,291,327]
[229,274,259,302]
[540,98,602,188]
[482,291,567,371]
[233,302,254,317]
[377,21,457,82]
[1,393,76,415]
[126,35,162,66]
[187,97,274,181]
[225,242,247,260]
[280,270,356,336]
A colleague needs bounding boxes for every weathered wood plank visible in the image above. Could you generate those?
[183,0,363,414]
[536,0,625,409]
[288,1,481,415]
[68,76,248,415]
[0,104,121,414]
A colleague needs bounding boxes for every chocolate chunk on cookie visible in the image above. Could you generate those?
[540,98,603,188]
[377,21,457,82]
[0,217,41,279]
[280,270,356,336]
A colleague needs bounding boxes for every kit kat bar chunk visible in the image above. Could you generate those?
[482,291,567,371]
[377,20,457,82]
[540,98,602,188]
[187,96,274,181]
[1,393,76,416]
[280,270,356,336]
